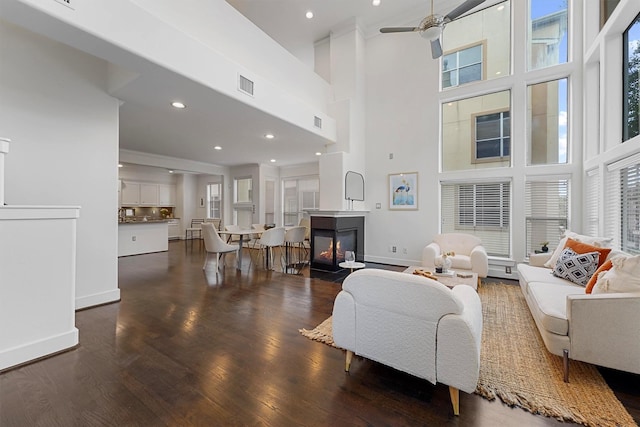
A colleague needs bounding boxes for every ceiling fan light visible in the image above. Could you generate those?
[421,26,441,40]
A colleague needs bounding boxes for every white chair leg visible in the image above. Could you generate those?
[215,253,219,271]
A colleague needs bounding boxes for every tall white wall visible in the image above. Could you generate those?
[0,19,120,309]
[364,33,440,265]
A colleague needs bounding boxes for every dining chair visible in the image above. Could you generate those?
[202,223,239,271]
[284,225,307,273]
[186,218,205,240]
[253,227,285,270]
[205,218,222,230]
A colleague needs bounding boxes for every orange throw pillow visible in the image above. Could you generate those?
[564,238,611,268]
[585,259,613,294]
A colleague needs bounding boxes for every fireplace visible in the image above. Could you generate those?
[310,215,364,271]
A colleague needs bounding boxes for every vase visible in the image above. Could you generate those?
[442,256,452,273]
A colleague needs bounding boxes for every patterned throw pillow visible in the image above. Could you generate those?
[552,248,600,287]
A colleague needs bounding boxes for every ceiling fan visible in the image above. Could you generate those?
[380,0,486,59]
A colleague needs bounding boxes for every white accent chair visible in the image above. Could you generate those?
[202,223,239,271]
[332,269,483,416]
[423,233,489,287]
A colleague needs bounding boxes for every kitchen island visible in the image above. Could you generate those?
[118,220,168,256]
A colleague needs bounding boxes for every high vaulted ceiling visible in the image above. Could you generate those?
[5,0,493,171]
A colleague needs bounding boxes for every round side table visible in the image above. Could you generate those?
[339,261,366,274]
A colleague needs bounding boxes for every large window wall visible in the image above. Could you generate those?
[584,0,640,254]
[438,0,576,262]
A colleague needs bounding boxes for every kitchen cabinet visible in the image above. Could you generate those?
[167,218,181,240]
[121,181,140,206]
[140,183,158,206]
[159,184,176,206]
[118,221,168,256]
[120,181,176,207]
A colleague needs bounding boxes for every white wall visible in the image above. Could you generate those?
[119,164,177,185]
[363,33,441,265]
[0,19,120,309]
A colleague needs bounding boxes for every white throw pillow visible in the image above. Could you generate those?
[592,255,640,294]
[563,230,613,248]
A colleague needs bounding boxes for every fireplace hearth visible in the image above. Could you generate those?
[310,215,364,272]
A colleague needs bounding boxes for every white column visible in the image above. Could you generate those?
[0,137,10,206]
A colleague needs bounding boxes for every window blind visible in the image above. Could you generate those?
[524,178,569,255]
[441,180,511,258]
[584,168,599,238]
[606,160,640,254]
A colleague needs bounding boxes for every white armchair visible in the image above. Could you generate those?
[422,233,488,285]
[332,269,483,416]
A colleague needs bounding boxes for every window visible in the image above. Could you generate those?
[442,90,511,172]
[282,177,319,226]
[441,181,511,258]
[206,183,221,219]
[525,178,569,256]
[606,156,640,255]
[623,14,640,142]
[584,169,599,238]
[442,1,510,89]
[528,0,568,71]
[527,78,568,165]
[473,110,510,162]
[442,44,482,89]
[234,177,252,203]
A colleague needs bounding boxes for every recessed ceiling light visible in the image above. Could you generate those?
[496,71,502,75]
[372,0,381,6]
[118,163,123,168]
[265,133,275,140]
[270,159,276,163]
[171,101,186,109]
[305,11,314,19]
[315,152,322,156]
[497,5,505,11]
[214,146,222,150]
[168,170,174,174]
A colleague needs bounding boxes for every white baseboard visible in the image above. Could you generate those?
[75,288,121,310]
[0,328,78,371]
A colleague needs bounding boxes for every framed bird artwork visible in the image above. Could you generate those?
[389,172,418,210]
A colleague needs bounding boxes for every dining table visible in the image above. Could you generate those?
[217,228,260,270]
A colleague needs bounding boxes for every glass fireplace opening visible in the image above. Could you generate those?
[312,230,356,266]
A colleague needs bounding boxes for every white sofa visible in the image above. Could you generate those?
[332,269,483,415]
[517,250,640,380]
[422,233,488,287]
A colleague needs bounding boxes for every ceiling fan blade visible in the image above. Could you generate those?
[445,0,486,22]
[431,38,443,59]
[380,27,417,33]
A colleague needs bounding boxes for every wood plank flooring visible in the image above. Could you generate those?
[1,240,638,426]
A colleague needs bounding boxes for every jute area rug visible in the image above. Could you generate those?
[299,283,637,427]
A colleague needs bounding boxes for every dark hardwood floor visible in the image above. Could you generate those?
[1,240,638,426]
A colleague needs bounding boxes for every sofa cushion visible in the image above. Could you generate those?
[564,238,611,268]
[585,259,613,294]
[517,263,573,293]
[543,231,613,269]
[527,281,584,336]
[450,254,472,270]
[552,248,600,287]
[593,255,640,294]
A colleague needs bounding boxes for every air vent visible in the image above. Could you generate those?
[238,75,254,96]
[314,116,322,129]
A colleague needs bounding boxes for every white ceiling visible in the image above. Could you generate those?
[115,0,450,170]
[7,0,490,171]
